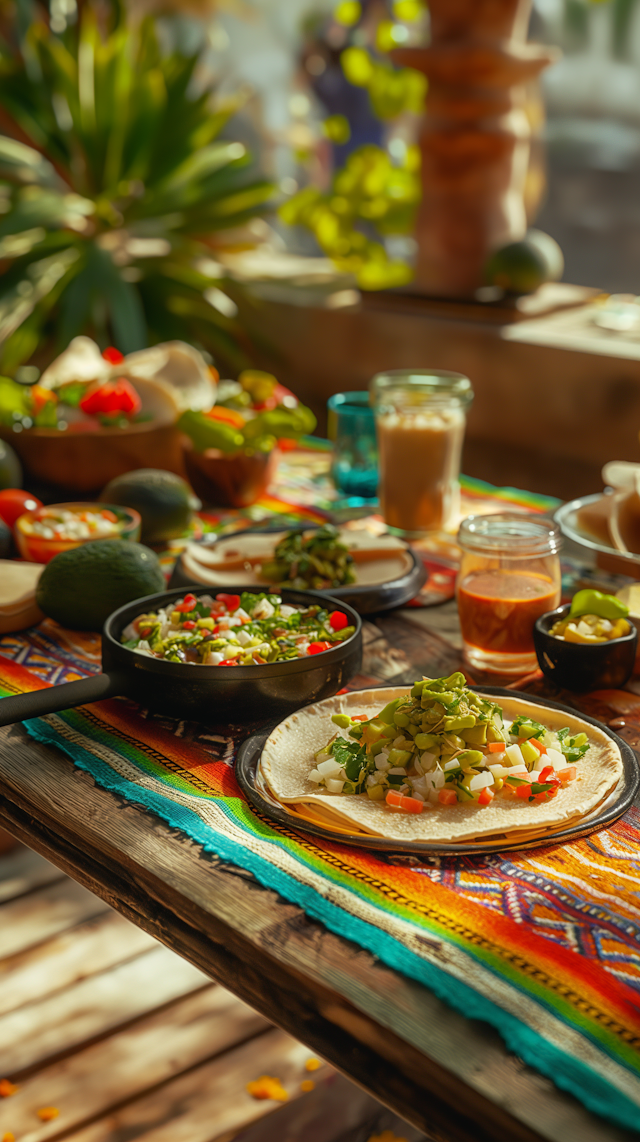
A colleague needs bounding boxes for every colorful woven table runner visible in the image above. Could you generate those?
[0,652,640,1131]
[3,463,640,1130]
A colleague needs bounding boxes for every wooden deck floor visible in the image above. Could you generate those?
[0,843,425,1142]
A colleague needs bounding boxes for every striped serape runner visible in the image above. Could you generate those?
[0,643,639,1131]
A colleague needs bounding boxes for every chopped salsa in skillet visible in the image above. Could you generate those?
[121,592,356,665]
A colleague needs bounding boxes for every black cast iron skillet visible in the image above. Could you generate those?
[0,586,363,726]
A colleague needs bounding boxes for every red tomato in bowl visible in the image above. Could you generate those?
[0,489,43,529]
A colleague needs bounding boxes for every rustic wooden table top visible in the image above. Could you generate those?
[0,601,636,1142]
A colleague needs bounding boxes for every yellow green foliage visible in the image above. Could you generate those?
[279,144,420,290]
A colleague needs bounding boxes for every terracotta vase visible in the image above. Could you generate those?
[393,0,557,297]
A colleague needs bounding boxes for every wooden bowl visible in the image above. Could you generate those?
[182,438,279,508]
[0,421,185,494]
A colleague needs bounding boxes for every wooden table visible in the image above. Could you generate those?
[0,603,637,1142]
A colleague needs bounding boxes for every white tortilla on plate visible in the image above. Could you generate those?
[180,529,414,590]
[259,688,623,842]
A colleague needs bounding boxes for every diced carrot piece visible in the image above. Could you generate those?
[438,788,458,805]
[529,737,546,754]
[487,742,506,753]
[246,1076,289,1101]
[400,795,423,814]
[478,787,494,805]
[516,784,533,799]
[351,714,368,722]
[37,1108,59,1122]
[558,767,577,784]
[385,790,403,807]
[0,1080,18,1098]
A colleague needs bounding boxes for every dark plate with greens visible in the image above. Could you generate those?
[169,525,427,614]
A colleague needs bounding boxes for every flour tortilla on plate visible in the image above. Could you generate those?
[259,688,623,842]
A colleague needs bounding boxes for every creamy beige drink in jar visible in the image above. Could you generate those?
[371,370,473,536]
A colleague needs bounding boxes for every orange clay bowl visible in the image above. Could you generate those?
[182,437,280,508]
[0,421,185,494]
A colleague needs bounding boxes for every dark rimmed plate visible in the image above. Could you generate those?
[235,687,640,855]
[169,526,427,614]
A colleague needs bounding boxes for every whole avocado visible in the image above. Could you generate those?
[36,539,166,631]
[484,229,564,295]
[99,469,200,543]
[0,439,22,490]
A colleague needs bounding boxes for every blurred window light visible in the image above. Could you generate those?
[289,94,311,119]
[204,288,238,318]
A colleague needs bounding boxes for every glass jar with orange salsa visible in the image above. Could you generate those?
[456,513,561,674]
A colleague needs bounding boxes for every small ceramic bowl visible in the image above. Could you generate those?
[15,502,141,564]
[182,438,279,508]
[533,604,638,692]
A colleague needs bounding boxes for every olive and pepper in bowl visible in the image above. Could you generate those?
[534,589,637,691]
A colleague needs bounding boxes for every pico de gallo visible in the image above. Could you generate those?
[308,672,588,813]
[121,591,356,665]
[19,506,123,541]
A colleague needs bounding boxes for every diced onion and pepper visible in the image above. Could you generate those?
[121,592,355,665]
[19,507,122,540]
[550,589,632,643]
[307,672,588,813]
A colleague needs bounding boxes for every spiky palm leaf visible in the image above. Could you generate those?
[0,9,274,372]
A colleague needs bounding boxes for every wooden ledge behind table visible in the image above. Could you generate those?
[238,283,638,503]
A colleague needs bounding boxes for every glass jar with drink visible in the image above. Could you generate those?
[370,369,473,537]
[457,512,562,674]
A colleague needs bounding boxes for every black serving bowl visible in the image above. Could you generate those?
[101,585,362,722]
[533,604,637,692]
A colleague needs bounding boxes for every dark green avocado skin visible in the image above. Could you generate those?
[99,469,198,543]
[36,539,165,630]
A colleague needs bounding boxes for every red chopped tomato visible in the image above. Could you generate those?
[329,610,348,632]
[174,593,197,613]
[515,784,534,799]
[307,641,331,655]
[0,489,43,528]
[182,620,197,630]
[478,787,494,805]
[101,509,117,523]
[216,593,241,613]
[102,346,125,364]
[80,378,141,417]
[220,659,239,666]
[350,714,368,722]
[205,407,245,429]
[538,765,555,783]
[558,767,577,784]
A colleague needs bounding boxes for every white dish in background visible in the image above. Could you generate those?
[555,495,640,569]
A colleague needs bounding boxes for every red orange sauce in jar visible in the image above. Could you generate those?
[457,571,559,655]
[456,513,562,674]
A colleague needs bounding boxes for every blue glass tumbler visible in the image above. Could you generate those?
[327,391,378,499]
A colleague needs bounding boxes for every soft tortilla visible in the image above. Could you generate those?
[259,688,623,842]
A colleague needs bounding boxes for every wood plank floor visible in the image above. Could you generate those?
[0,844,427,1142]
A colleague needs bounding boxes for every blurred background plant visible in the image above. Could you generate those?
[0,0,274,374]
[278,0,426,291]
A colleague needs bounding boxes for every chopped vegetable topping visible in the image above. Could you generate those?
[0,1080,18,1098]
[19,507,123,540]
[300,1079,315,1092]
[311,673,588,812]
[261,526,356,590]
[304,1058,321,1071]
[122,592,355,665]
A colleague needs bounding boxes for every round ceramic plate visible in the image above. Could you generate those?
[169,527,427,615]
[235,687,640,855]
[555,494,640,570]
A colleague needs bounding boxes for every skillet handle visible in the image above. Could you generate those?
[0,671,128,729]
